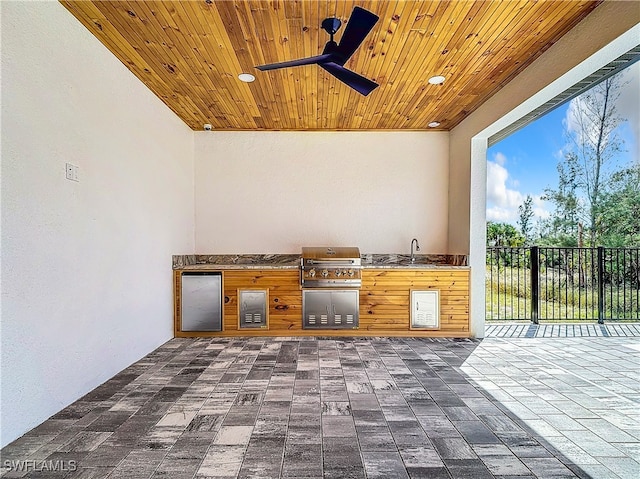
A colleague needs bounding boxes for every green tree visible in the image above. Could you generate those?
[486,222,525,247]
[487,222,526,269]
[540,161,581,246]
[518,195,534,243]
[543,73,626,246]
[598,165,640,246]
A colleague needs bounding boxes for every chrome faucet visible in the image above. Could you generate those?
[410,238,420,263]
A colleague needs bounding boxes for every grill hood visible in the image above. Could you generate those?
[301,247,361,261]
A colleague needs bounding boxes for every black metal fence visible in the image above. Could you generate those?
[486,247,640,322]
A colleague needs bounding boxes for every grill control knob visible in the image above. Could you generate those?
[348,269,355,277]
[334,270,342,277]
[321,269,329,278]
[308,268,316,278]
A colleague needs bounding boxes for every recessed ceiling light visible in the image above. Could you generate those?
[238,73,255,83]
[428,75,445,85]
[428,121,441,128]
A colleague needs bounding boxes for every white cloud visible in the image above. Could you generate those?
[487,161,522,206]
[566,97,593,146]
[554,148,565,161]
[617,62,640,162]
[494,151,507,166]
[486,206,515,223]
[486,155,550,225]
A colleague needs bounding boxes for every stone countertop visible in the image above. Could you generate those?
[362,254,468,268]
[173,254,468,270]
[173,254,299,270]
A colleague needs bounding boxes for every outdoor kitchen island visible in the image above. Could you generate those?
[173,252,469,338]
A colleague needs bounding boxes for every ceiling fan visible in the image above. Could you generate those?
[256,6,379,96]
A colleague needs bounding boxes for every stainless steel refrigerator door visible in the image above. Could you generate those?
[181,272,222,331]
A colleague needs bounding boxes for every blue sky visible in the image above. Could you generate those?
[487,61,640,226]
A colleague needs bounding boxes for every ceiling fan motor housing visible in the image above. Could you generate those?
[321,18,342,36]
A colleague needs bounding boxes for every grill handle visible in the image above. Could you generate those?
[305,259,357,265]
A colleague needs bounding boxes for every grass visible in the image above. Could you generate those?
[486,265,639,321]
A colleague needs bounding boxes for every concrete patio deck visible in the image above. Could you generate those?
[1,327,638,478]
[485,322,640,338]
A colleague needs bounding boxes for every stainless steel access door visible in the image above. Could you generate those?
[181,272,223,331]
[239,289,268,329]
[303,290,332,327]
[302,290,359,329]
[330,290,359,327]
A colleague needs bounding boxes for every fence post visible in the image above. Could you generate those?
[597,246,605,324]
[531,246,539,324]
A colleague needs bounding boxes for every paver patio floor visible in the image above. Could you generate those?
[1,328,638,478]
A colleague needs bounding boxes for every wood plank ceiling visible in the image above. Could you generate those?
[61,0,602,131]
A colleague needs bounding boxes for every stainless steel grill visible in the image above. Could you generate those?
[300,247,362,288]
[301,247,361,329]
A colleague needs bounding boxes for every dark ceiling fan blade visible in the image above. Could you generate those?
[319,62,378,96]
[334,6,379,65]
[255,7,379,96]
[256,53,334,71]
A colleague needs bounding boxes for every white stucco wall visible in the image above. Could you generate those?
[447,1,640,338]
[0,1,194,447]
[194,131,449,254]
